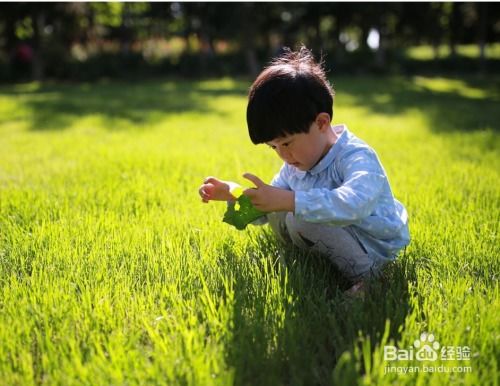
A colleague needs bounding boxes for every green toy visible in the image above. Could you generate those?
[223,185,266,230]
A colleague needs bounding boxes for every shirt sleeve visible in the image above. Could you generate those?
[294,148,386,225]
[270,163,291,190]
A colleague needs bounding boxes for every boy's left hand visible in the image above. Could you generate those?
[242,173,295,213]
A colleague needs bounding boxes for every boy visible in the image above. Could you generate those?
[198,47,410,294]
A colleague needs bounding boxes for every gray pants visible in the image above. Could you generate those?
[268,212,377,282]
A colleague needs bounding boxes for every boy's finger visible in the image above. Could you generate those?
[243,188,257,197]
[199,186,209,196]
[204,176,217,184]
[243,173,265,187]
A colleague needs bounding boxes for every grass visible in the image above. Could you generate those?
[404,43,500,60]
[0,75,499,386]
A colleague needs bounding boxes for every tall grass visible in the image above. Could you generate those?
[0,75,498,385]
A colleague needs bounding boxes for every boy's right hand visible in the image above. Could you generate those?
[199,177,238,203]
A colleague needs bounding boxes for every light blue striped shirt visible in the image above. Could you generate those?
[269,124,410,264]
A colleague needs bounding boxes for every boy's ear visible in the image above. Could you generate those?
[315,112,331,131]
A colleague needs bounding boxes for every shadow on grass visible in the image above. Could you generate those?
[0,79,249,131]
[335,75,500,135]
[221,232,416,386]
[1,75,498,136]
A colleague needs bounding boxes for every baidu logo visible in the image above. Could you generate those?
[383,331,473,375]
[384,332,441,361]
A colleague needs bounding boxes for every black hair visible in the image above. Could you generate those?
[246,46,335,144]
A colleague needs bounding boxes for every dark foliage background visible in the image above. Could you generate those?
[0,2,499,82]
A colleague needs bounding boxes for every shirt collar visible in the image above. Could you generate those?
[307,124,348,175]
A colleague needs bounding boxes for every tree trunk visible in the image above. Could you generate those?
[239,4,260,77]
[32,9,45,81]
[478,3,488,73]
[375,29,386,69]
[449,3,458,59]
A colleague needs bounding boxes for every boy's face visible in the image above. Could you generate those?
[266,120,334,171]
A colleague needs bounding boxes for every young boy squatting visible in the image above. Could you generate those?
[198,47,410,294]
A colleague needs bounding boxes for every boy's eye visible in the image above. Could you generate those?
[267,140,291,149]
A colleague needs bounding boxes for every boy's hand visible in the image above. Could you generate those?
[199,176,239,203]
[243,173,295,212]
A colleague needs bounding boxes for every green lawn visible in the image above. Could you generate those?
[0,75,499,386]
[405,43,500,60]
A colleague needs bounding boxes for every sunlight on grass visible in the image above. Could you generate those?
[0,76,498,385]
[405,43,500,60]
[412,76,500,100]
